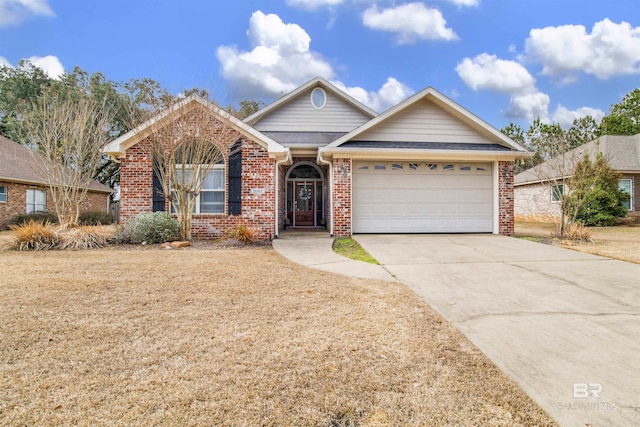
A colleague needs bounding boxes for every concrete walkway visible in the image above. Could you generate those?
[272,231,393,281]
[273,232,640,427]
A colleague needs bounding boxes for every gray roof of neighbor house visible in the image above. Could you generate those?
[0,135,113,193]
[515,133,640,186]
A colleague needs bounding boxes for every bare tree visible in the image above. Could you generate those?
[21,90,114,226]
[126,95,241,240]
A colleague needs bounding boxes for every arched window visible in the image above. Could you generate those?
[288,164,322,179]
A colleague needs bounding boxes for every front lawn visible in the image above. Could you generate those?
[0,247,555,426]
[515,221,640,264]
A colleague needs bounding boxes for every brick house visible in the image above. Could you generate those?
[0,135,112,229]
[515,134,640,221]
[105,77,528,240]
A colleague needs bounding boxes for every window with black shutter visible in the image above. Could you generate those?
[152,168,165,212]
[228,140,242,215]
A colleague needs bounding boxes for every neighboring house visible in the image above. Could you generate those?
[0,135,112,229]
[514,134,640,221]
[105,77,528,241]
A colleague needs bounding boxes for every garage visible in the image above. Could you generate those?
[352,161,493,233]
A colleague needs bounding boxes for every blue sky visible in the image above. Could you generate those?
[1,0,639,130]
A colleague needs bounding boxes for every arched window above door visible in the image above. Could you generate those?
[287,163,322,180]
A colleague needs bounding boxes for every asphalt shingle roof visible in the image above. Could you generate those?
[261,131,347,147]
[340,141,513,151]
[0,135,112,193]
[515,134,640,185]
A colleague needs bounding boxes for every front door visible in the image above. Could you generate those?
[295,182,314,226]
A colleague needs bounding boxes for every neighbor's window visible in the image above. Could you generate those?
[618,179,632,211]
[551,184,564,202]
[0,186,6,203]
[26,189,46,213]
[171,163,225,214]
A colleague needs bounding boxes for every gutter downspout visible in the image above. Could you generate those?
[317,149,334,237]
[274,151,291,239]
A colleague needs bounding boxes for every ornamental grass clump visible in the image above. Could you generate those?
[562,223,593,242]
[8,220,59,251]
[57,225,112,250]
[4,221,115,251]
[228,225,257,244]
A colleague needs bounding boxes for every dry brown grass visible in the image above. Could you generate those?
[0,248,556,426]
[515,221,640,264]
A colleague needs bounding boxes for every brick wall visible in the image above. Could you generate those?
[332,158,351,237]
[514,182,562,222]
[0,180,109,229]
[118,105,276,241]
[498,161,515,236]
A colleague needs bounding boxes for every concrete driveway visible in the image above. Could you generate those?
[354,234,640,427]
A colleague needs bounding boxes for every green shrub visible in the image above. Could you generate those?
[78,210,115,225]
[115,212,181,244]
[9,211,58,226]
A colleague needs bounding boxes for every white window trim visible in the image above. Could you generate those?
[26,189,46,213]
[171,163,226,215]
[551,183,564,203]
[0,185,7,203]
[619,178,632,211]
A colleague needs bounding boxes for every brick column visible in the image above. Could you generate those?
[332,158,352,237]
[119,141,153,221]
[498,160,515,236]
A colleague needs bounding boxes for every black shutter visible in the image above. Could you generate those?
[228,140,242,215]
[152,169,165,212]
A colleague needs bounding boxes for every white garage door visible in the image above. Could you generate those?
[353,161,493,233]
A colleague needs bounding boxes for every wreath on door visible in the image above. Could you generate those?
[298,186,313,201]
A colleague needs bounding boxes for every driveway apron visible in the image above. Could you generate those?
[354,234,640,427]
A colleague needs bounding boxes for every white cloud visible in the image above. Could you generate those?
[332,77,414,112]
[551,105,605,128]
[362,3,458,44]
[216,11,413,112]
[286,0,345,10]
[524,18,640,80]
[0,0,54,27]
[445,0,478,7]
[507,92,550,123]
[24,55,64,79]
[0,54,64,79]
[455,53,550,122]
[216,11,336,99]
[455,53,536,93]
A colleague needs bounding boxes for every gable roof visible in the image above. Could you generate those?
[323,86,528,155]
[0,135,112,193]
[244,76,377,125]
[515,133,640,186]
[103,95,290,161]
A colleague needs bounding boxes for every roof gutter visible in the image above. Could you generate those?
[319,147,531,161]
